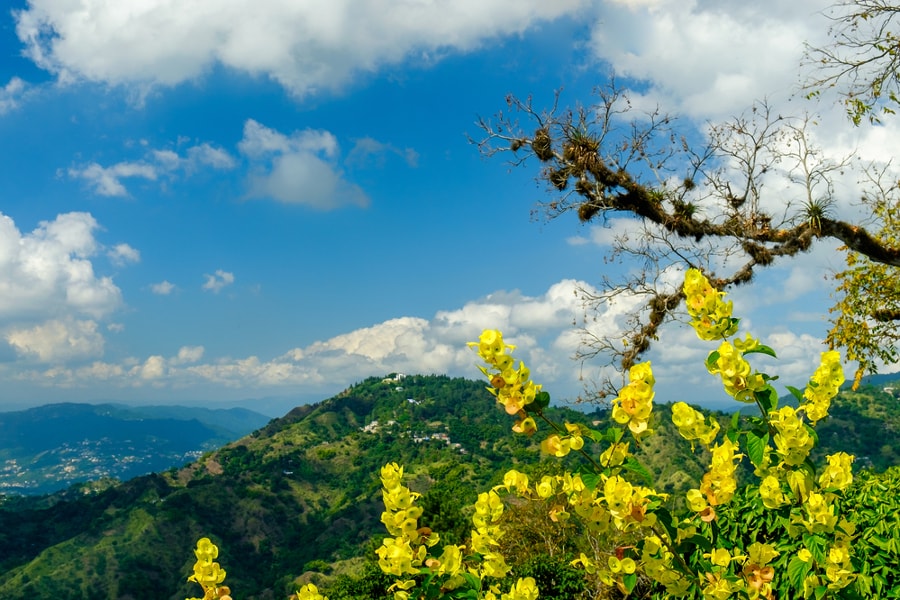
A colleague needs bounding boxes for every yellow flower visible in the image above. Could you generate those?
[683,268,739,340]
[600,441,630,467]
[512,416,537,435]
[801,351,845,423]
[500,470,530,494]
[608,556,637,573]
[759,475,788,509]
[819,452,854,490]
[671,402,720,447]
[706,548,733,567]
[501,577,539,600]
[297,583,328,600]
[436,545,464,576]
[611,361,655,436]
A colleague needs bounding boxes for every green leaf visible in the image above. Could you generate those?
[785,385,805,402]
[676,535,713,554]
[730,410,741,432]
[580,472,601,490]
[754,385,778,414]
[621,573,636,593]
[653,507,682,549]
[523,391,551,412]
[744,344,777,358]
[746,430,769,468]
[787,556,812,590]
[622,456,653,486]
[706,350,721,370]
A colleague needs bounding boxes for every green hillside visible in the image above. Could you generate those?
[0,374,896,599]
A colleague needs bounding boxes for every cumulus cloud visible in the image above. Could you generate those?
[239,119,368,209]
[107,243,140,266]
[15,0,586,97]
[150,280,176,295]
[68,161,157,197]
[6,318,104,362]
[589,0,826,119]
[0,211,122,319]
[0,77,27,114]
[68,140,235,197]
[202,269,235,293]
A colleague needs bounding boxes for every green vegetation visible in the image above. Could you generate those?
[0,371,896,598]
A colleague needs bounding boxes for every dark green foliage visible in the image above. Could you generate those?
[502,554,588,600]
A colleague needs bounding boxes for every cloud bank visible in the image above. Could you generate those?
[16,0,587,96]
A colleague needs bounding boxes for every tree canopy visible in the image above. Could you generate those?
[474,4,900,391]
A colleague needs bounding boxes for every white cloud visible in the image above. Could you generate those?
[6,318,104,362]
[135,355,166,380]
[0,211,122,319]
[239,119,368,209]
[150,280,176,295]
[68,161,157,197]
[107,243,140,266]
[0,77,27,114]
[589,0,828,119]
[173,345,204,364]
[6,276,848,409]
[15,0,587,97]
[347,137,419,168]
[69,140,235,197]
[202,269,235,293]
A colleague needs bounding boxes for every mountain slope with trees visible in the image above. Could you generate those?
[0,374,896,599]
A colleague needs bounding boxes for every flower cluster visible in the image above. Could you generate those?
[706,340,767,402]
[687,438,740,519]
[769,406,814,467]
[377,461,539,600]
[469,330,541,418]
[376,462,438,591]
[819,452,854,490]
[801,350,845,423]
[186,538,231,600]
[683,268,739,340]
[671,401,720,448]
[641,535,691,596]
[742,542,778,600]
[471,490,511,578]
[610,362,655,436]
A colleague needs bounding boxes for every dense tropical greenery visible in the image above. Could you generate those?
[0,364,898,599]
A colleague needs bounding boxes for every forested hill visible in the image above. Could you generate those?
[0,375,594,599]
[0,374,896,599]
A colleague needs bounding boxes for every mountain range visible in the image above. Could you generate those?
[0,403,271,494]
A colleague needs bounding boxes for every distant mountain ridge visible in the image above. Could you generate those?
[0,402,271,495]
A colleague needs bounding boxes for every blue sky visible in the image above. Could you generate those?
[0,0,894,416]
